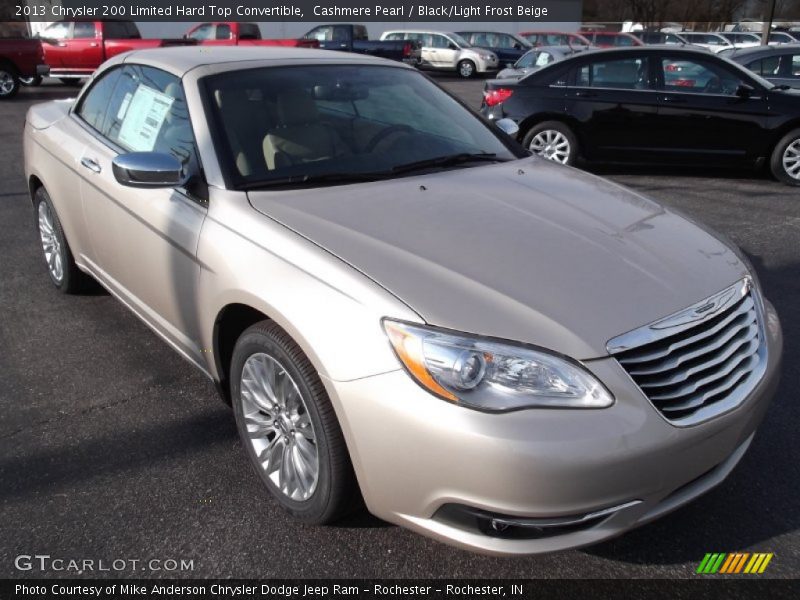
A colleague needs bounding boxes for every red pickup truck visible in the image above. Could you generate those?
[0,38,48,99]
[39,20,194,82]
[184,22,319,48]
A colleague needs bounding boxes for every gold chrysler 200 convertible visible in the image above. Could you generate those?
[24,47,782,555]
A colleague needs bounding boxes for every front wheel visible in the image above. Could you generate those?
[230,321,357,524]
[0,66,20,99]
[523,121,579,166]
[770,129,800,186]
[457,60,476,79]
[34,187,91,293]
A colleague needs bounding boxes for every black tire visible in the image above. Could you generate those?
[230,321,357,524]
[457,59,476,79]
[769,128,800,186]
[34,187,90,293]
[59,78,83,87]
[522,120,579,166]
[0,64,21,99]
[20,75,43,87]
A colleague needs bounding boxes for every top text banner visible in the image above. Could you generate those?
[12,0,583,22]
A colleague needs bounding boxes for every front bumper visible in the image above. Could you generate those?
[324,301,782,555]
[476,56,500,73]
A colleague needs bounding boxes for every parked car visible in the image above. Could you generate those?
[679,32,733,53]
[519,31,592,48]
[768,32,798,45]
[456,31,532,65]
[496,46,587,80]
[582,31,644,48]
[38,20,194,82]
[728,45,800,89]
[380,30,498,78]
[24,46,782,556]
[481,47,800,185]
[302,24,420,64]
[720,32,762,48]
[0,37,48,98]
[632,31,689,45]
[185,22,318,49]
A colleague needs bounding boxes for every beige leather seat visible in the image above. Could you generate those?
[263,90,349,170]
[214,88,267,177]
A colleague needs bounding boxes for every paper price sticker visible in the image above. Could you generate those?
[118,85,174,152]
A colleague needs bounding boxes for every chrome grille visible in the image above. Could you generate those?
[608,279,766,426]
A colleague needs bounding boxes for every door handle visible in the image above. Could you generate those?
[662,95,687,103]
[89,42,99,47]
[80,157,102,173]
[574,90,596,98]
[56,42,67,47]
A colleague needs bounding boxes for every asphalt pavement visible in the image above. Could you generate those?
[1,79,798,579]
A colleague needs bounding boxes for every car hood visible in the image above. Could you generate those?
[248,158,748,359]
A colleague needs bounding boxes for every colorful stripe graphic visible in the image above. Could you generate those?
[697,553,773,574]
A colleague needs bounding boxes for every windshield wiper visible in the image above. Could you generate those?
[390,152,506,175]
[239,171,387,190]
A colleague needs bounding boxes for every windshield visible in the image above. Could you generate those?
[204,65,519,189]
[450,33,472,47]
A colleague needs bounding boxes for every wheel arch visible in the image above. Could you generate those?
[28,174,44,206]
[517,113,582,144]
[768,119,800,152]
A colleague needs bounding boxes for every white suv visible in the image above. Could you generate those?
[380,30,498,78]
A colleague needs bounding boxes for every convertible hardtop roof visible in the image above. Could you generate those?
[117,45,399,77]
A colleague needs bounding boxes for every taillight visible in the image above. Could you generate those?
[403,42,412,58]
[675,79,696,87]
[483,88,514,107]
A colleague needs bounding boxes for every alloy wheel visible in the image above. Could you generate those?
[459,61,475,78]
[38,201,64,283]
[782,139,800,181]
[529,130,571,164]
[0,70,15,96]
[239,352,319,502]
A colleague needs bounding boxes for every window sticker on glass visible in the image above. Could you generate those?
[117,85,174,152]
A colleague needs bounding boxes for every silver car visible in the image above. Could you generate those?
[496,45,589,79]
[24,47,782,555]
[380,30,498,78]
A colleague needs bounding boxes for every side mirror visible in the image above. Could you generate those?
[448,43,458,50]
[495,118,520,137]
[736,83,755,98]
[506,62,516,68]
[112,152,186,188]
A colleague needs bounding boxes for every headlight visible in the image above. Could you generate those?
[383,320,614,412]
[481,53,496,60]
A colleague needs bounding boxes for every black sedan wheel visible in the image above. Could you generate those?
[771,129,800,186]
[523,121,578,166]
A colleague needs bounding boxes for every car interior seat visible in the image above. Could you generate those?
[262,89,350,170]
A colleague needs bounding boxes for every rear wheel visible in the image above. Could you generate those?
[457,60,476,79]
[770,129,800,186]
[523,121,579,166]
[34,187,90,293]
[0,65,20,99]
[230,321,357,524]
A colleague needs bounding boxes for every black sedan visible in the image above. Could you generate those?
[725,45,800,89]
[481,47,800,185]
